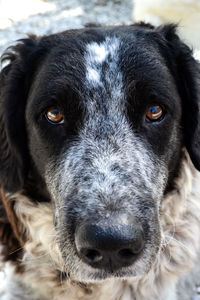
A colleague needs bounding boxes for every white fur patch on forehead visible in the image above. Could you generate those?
[87,42,108,64]
[85,36,121,86]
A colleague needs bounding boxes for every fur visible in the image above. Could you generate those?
[1,151,200,300]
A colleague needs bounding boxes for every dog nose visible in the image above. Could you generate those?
[75,223,144,271]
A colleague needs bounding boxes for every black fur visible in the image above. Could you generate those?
[0,36,46,191]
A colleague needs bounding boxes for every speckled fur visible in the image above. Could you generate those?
[1,150,200,300]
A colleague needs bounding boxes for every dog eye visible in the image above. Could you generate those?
[146,105,164,122]
[45,106,64,124]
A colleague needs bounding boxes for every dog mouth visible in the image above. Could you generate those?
[57,219,160,282]
[57,209,161,281]
[68,245,156,283]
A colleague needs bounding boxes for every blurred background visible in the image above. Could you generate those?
[0,0,133,55]
[0,0,200,57]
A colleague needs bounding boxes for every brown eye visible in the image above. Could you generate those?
[45,106,64,124]
[146,105,164,122]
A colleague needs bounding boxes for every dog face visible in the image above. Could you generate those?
[0,24,200,282]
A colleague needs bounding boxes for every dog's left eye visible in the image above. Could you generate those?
[45,106,64,124]
[146,105,164,122]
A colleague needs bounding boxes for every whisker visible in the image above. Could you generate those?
[9,247,23,256]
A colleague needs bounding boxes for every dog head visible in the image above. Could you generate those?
[0,24,200,282]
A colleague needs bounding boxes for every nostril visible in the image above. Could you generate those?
[118,234,144,261]
[80,248,103,263]
[118,248,135,260]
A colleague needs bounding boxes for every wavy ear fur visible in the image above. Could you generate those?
[157,24,200,171]
[0,189,25,266]
[0,36,46,192]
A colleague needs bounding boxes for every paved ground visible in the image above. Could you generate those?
[0,0,200,299]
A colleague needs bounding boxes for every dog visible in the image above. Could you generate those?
[0,23,200,300]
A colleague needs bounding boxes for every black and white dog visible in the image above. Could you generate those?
[0,23,200,300]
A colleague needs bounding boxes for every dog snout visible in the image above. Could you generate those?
[75,222,144,271]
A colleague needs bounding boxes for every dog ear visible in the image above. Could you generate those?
[158,25,200,171]
[0,37,45,192]
[0,189,25,266]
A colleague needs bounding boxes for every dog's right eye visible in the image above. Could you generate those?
[45,106,64,124]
